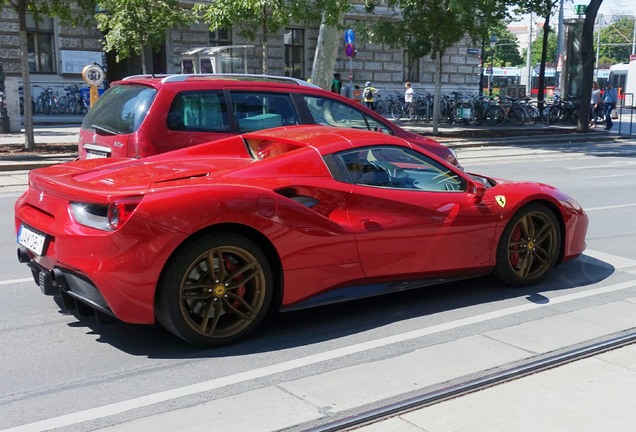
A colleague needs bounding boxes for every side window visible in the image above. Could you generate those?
[302,96,393,135]
[167,91,229,132]
[230,92,298,132]
[333,146,465,191]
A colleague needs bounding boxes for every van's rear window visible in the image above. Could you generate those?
[82,85,157,134]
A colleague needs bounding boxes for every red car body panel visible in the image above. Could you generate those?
[16,126,587,325]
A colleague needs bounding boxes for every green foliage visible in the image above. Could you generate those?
[484,25,524,67]
[521,31,557,65]
[598,17,636,65]
[366,0,508,60]
[0,0,98,26]
[193,0,350,40]
[96,0,195,63]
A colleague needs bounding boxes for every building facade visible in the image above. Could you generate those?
[0,3,482,109]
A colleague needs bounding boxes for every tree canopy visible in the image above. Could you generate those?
[597,16,635,65]
[95,0,195,73]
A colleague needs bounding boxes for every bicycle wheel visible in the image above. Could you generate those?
[526,105,540,125]
[58,96,69,114]
[35,96,44,114]
[509,106,527,126]
[485,106,504,126]
[473,104,485,126]
[390,102,403,120]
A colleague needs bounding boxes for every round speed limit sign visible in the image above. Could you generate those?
[82,63,105,87]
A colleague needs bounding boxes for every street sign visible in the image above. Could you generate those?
[345,43,355,58]
[467,48,480,55]
[344,29,355,44]
[574,4,586,15]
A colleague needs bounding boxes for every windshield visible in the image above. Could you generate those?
[81,84,157,134]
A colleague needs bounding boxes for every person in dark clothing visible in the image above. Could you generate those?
[331,73,343,95]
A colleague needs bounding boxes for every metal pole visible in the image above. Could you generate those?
[526,13,533,97]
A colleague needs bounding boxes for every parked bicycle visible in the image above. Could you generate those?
[34,87,60,115]
[58,84,88,115]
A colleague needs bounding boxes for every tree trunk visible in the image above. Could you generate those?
[141,49,148,74]
[577,0,603,131]
[432,54,443,135]
[261,7,268,75]
[18,3,35,150]
[310,15,345,91]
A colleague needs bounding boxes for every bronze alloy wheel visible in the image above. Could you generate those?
[495,203,561,286]
[156,234,273,347]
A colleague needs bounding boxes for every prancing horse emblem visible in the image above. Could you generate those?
[495,195,506,208]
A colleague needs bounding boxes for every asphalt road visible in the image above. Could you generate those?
[1,136,636,432]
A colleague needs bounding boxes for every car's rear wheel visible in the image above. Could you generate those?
[494,203,561,286]
[156,233,273,347]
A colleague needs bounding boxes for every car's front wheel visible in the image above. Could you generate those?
[156,233,273,347]
[494,203,561,286]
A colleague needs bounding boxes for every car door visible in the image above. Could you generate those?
[337,146,499,278]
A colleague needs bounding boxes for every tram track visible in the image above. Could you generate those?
[291,329,636,432]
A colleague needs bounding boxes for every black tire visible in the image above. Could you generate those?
[156,233,273,347]
[509,106,527,126]
[485,106,504,126]
[390,102,403,120]
[494,203,561,286]
[58,96,69,114]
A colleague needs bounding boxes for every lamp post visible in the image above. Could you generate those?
[489,35,497,97]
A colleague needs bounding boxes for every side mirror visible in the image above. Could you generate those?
[468,180,487,203]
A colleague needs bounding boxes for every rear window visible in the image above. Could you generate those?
[82,84,157,134]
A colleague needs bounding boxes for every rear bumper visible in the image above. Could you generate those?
[21,249,116,319]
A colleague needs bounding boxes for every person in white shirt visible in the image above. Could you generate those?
[589,81,601,128]
[404,82,414,120]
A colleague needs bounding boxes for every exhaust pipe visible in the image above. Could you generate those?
[50,268,67,289]
[17,247,31,263]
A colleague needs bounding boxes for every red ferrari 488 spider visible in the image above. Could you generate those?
[15,125,588,347]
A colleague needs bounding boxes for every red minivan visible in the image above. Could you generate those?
[79,74,460,166]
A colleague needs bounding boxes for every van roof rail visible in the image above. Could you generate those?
[122,73,319,88]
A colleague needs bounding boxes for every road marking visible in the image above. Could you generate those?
[580,249,636,271]
[3,249,636,432]
[591,173,636,179]
[567,160,636,170]
[584,203,636,212]
[0,277,32,286]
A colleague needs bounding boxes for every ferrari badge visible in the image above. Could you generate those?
[495,195,506,208]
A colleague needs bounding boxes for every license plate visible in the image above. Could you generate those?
[17,225,48,256]
[86,150,108,159]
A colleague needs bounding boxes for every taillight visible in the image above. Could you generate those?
[107,197,142,230]
[70,196,142,231]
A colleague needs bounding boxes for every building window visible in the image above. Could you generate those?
[403,50,419,83]
[209,28,232,46]
[284,28,304,79]
[27,14,55,73]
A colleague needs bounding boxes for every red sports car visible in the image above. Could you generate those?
[15,126,588,347]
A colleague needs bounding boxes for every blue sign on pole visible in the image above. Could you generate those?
[344,29,355,44]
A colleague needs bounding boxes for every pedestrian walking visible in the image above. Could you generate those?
[603,82,618,131]
[362,81,378,110]
[404,82,414,120]
[589,81,601,128]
